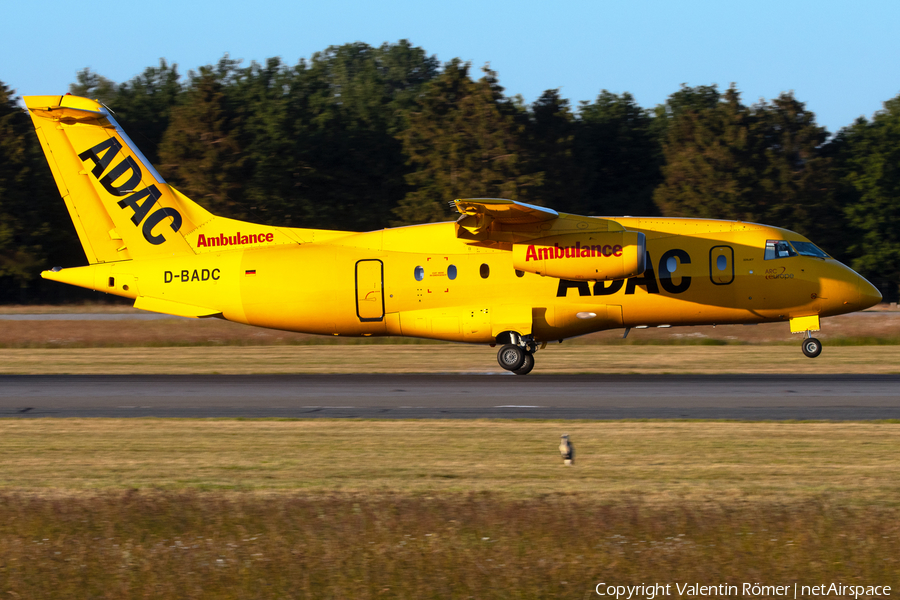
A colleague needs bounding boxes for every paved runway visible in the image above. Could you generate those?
[1,374,898,419]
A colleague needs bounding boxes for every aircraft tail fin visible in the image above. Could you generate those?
[25,94,207,263]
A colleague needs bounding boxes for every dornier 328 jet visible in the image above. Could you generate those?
[25,94,882,374]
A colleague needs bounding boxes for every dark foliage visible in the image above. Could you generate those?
[0,44,896,302]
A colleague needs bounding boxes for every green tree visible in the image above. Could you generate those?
[753,92,839,245]
[69,62,182,165]
[157,42,438,230]
[157,58,249,217]
[830,94,900,299]
[0,82,81,301]
[653,85,839,249]
[107,60,182,165]
[574,91,661,216]
[651,84,721,142]
[394,60,541,224]
[69,68,117,105]
[277,41,439,229]
[526,89,579,212]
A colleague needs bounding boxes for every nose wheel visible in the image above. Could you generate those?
[791,318,823,359]
[801,337,822,358]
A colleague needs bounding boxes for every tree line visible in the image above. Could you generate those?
[1,40,898,302]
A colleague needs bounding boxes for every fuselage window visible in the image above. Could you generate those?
[666,256,678,273]
[716,254,727,271]
[764,240,797,260]
[790,241,829,258]
[448,265,457,280]
[414,266,424,281]
[480,263,490,279]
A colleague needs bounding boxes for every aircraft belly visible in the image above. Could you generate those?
[533,304,623,340]
[397,307,480,342]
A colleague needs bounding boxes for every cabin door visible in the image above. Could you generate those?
[709,246,735,285]
[355,259,385,322]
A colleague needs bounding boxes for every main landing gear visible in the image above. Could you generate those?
[496,332,537,375]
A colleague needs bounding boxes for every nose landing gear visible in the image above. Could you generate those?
[496,332,538,375]
[790,317,823,359]
[801,335,822,358]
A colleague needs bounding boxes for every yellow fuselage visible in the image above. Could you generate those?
[73,217,877,344]
[25,94,879,351]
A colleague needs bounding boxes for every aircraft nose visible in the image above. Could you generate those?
[858,275,882,310]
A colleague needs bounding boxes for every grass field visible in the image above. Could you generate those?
[1,308,899,375]
[1,306,898,597]
[1,420,898,501]
[3,306,895,374]
[2,344,900,374]
[0,420,898,598]
[2,494,896,599]
[0,308,898,349]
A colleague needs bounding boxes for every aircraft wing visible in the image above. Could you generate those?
[453,198,622,243]
[454,198,558,224]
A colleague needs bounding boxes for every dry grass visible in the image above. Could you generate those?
[1,493,896,599]
[0,302,135,314]
[1,311,899,349]
[1,303,897,595]
[1,420,899,598]
[1,420,898,503]
[2,309,899,375]
[1,344,899,374]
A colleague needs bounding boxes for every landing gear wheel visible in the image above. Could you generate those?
[513,352,535,375]
[802,337,822,358]
[497,344,526,371]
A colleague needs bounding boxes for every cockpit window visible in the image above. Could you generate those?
[764,240,797,260]
[790,241,829,258]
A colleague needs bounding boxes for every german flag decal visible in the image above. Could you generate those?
[245,269,257,276]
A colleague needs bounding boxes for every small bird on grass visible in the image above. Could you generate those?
[559,434,574,466]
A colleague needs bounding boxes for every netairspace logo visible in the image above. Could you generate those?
[594,582,891,599]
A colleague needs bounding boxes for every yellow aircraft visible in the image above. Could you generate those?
[25,94,882,374]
